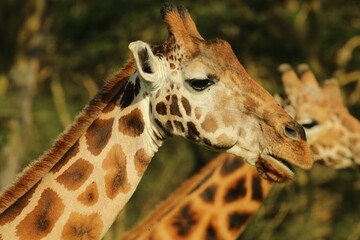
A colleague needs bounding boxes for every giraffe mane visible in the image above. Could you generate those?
[0,59,135,214]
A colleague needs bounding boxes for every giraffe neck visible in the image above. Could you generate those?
[122,153,272,240]
[0,61,164,239]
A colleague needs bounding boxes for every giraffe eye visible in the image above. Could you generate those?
[301,120,319,129]
[186,79,215,91]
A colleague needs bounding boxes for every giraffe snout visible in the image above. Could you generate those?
[284,121,307,141]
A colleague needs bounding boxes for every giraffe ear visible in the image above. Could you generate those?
[129,41,164,84]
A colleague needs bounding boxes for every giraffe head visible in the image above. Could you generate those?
[128,4,313,182]
[279,64,360,168]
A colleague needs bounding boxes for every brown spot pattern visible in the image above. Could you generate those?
[156,102,167,115]
[166,120,174,133]
[0,182,40,225]
[173,120,185,132]
[203,138,213,146]
[51,141,80,173]
[225,177,247,203]
[86,118,114,156]
[154,118,172,136]
[171,204,197,237]
[206,223,218,240]
[100,76,128,104]
[61,212,103,240]
[134,148,151,176]
[134,77,141,96]
[201,113,218,133]
[170,95,182,117]
[56,159,93,191]
[119,81,136,109]
[77,182,99,206]
[16,188,64,240]
[200,185,217,203]
[181,97,191,116]
[228,212,250,230]
[118,108,145,137]
[251,175,263,201]
[187,122,200,141]
[220,156,244,176]
[102,145,131,199]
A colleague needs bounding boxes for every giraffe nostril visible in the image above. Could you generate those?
[284,123,307,141]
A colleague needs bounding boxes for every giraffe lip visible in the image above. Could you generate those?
[269,154,294,171]
[255,154,294,183]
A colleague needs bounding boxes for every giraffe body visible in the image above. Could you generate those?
[0,6,312,239]
[123,153,271,240]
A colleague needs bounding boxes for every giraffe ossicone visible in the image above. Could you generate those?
[0,5,312,240]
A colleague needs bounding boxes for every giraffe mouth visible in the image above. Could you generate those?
[255,154,294,183]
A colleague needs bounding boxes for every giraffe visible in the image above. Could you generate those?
[0,5,312,239]
[280,63,360,168]
[121,64,360,240]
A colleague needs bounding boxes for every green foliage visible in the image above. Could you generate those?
[0,0,359,239]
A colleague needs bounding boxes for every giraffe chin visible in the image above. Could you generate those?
[255,154,294,183]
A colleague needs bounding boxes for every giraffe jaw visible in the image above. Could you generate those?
[255,154,295,183]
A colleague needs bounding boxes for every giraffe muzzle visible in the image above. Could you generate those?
[255,153,295,183]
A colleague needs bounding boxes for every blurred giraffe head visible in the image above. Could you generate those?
[279,64,360,168]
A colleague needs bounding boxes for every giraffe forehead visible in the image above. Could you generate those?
[200,39,242,70]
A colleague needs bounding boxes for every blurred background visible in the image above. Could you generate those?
[0,0,359,239]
